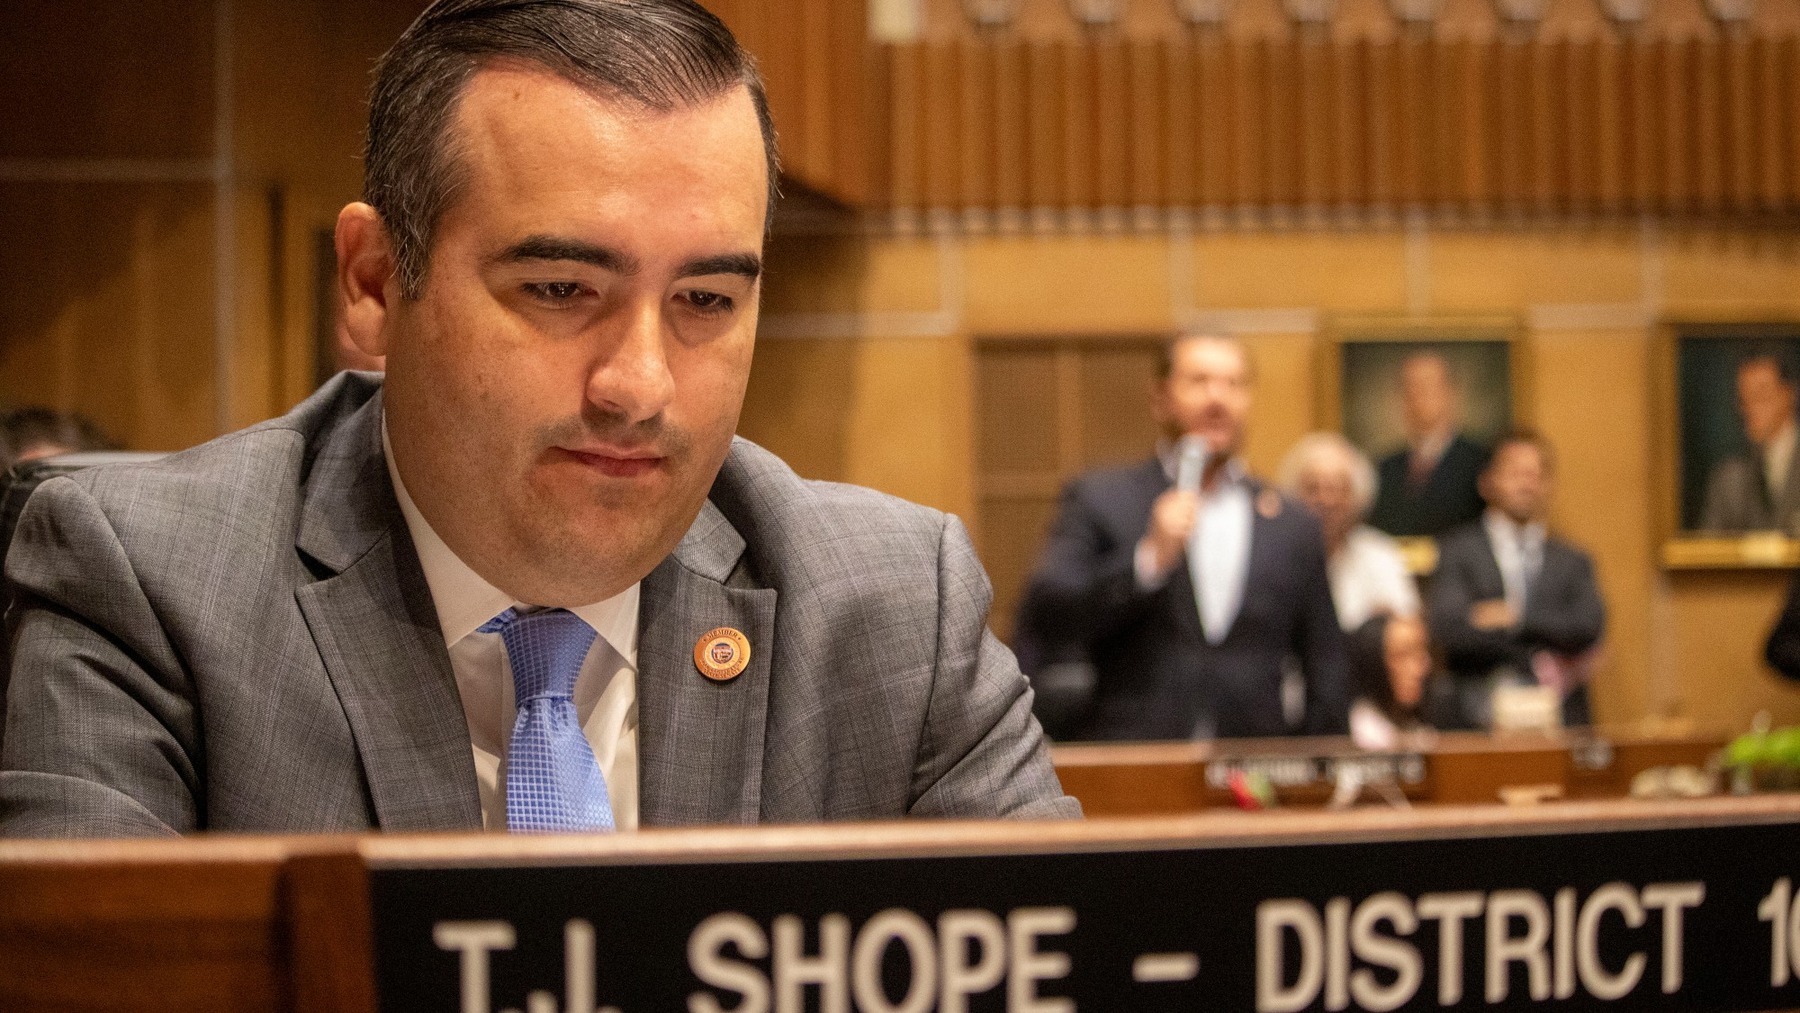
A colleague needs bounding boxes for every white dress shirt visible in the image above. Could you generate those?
[1483,509,1546,619]
[1328,525,1420,632]
[1190,468,1253,645]
[1765,420,1796,505]
[1135,458,1253,645]
[383,424,640,831]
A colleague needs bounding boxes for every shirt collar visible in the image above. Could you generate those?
[1483,507,1545,547]
[381,419,640,662]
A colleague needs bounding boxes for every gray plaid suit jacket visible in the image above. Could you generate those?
[0,373,1077,836]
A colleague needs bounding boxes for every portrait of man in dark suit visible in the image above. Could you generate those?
[1697,351,1800,534]
[1015,333,1349,741]
[1366,351,1492,538]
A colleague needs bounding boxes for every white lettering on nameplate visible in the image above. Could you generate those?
[1205,755,1428,790]
[686,906,1077,1013]
[436,919,621,1013]
[1757,878,1800,987]
[1254,882,1706,1011]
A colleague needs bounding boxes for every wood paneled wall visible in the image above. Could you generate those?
[876,34,1800,217]
[711,0,873,204]
[0,1,424,451]
[974,337,1166,640]
[0,1,223,452]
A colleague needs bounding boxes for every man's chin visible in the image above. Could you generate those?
[514,527,672,605]
[552,496,704,577]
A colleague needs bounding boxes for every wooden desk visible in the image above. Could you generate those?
[2,797,1798,1012]
[1051,730,1730,815]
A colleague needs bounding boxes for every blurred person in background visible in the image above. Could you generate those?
[1701,351,1800,534]
[0,408,117,472]
[1347,613,1468,749]
[1428,431,1605,728]
[1279,431,1419,632]
[1368,352,1489,538]
[1762,568,1800,682]
[1016,333,1348,740]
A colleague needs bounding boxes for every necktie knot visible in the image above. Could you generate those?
[482,607,597,703]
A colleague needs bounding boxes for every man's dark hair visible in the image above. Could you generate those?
[1485,427,1555,475]
[1738,346,1800,387]
[365,0,780,298]
[0,407,117,471]
[1154,332,1252,381]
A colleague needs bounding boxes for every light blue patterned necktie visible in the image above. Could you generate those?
[480,607,614,832]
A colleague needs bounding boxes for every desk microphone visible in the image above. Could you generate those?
[1175,435,1208,494]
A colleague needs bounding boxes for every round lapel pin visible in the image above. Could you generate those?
[694,627,751,682]
[1256,489,1283,519]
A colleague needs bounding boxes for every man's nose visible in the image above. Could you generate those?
[586,301,675,425]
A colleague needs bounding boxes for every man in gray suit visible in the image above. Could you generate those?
[1428,432,1605,728]
[1700,352,1800,534]
[0,0,1075,836]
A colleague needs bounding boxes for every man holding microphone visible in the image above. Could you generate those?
[1017,333,1349,740]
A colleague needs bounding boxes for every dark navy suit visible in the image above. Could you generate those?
[1765,570,1800,681]
[1016,459,1349,740]
[1369,434,1490,538]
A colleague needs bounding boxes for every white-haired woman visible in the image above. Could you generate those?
[1279,432,1420,631]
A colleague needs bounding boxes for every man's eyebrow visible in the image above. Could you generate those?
[494,236,639,275]
[678,253,762,282]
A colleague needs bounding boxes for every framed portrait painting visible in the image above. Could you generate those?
[1659,322,1800,568]
[1319,316,1528,571]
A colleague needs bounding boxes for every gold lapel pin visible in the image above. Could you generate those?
[1256,489,1283,520]
[694,627,751,682]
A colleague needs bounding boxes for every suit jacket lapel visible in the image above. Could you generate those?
[636,500,776,826]
[1232,483,1280,641]
[1475,526,1512,601]
[291,390,481,831]
[1165,563,1208,645]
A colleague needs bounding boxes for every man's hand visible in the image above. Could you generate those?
[1469,598,1519,631]
[1138,489,1200,581]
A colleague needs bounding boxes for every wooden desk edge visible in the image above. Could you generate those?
[3,794,1797,870]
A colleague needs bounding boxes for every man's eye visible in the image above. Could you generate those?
[525,281,584,302]
[682,290,735,315]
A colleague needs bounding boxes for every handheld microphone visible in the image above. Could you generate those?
[1175,434,1208,494]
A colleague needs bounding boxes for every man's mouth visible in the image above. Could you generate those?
[553,445,667,479]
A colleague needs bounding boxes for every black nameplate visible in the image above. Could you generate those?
[370,817,1800,1012]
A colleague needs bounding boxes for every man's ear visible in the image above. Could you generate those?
[336,202,401,359]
